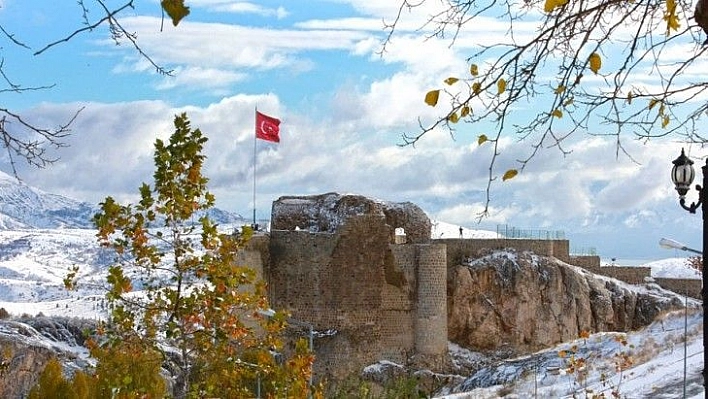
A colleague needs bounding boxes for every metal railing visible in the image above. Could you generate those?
[496,224,565,240]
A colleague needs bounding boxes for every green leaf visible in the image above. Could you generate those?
[161,0,190,26]
[424,90,440,106]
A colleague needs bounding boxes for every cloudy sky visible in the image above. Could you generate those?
[0,0,706,262]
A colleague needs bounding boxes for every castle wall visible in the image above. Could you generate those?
[653,278,702,299]
[267,214,412,379]
[436,238,571,267]
[265,211,449,381]
[583,265,651,285]
[570,255,601,269]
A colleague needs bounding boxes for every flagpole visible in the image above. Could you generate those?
[253,107,257,229]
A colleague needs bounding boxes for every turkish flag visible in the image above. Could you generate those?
[255,111,280,143]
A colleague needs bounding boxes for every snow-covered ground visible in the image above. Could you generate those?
[432,220,499,239]
[437,307,704,398]
[0,224,704,398]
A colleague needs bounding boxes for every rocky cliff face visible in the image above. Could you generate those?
[0,317,93,398]
[447,249,687,354]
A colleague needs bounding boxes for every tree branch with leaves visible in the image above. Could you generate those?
[388,0,708,218]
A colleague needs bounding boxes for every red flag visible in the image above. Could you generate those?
[255,111,280,143]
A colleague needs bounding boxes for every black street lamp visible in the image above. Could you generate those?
[670,148,708,388]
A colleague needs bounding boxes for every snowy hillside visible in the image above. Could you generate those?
[0,171,96,229]
[0,170,246,230]
[431,220,498,239]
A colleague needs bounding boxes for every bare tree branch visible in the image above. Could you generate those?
[0,0,178,176]
[34,0,173,76]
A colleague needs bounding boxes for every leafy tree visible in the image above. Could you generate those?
[28,358,75,399]
[74,113,313,398]
[0,0,190,174]
[386,0,708,215]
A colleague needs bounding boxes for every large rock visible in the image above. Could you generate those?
[448,249,688,354]
[0,318,93,398]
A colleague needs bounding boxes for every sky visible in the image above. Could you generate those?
[0,0,706,262]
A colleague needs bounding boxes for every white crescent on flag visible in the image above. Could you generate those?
[255,111,280,143]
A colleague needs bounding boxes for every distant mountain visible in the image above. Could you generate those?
[0,171,96,229]
[0,171,246,229]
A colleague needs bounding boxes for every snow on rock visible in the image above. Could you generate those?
[271,192,432,243]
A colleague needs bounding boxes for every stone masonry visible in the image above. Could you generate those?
[265,193,447,380]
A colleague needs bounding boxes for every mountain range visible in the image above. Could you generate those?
[0,170,246,229]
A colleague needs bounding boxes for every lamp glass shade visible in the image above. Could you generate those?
[671,149,695,196]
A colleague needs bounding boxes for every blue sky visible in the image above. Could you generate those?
[0,0,705,262]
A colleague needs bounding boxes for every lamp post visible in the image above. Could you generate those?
[659,237,703,255]
[670,148,708,388]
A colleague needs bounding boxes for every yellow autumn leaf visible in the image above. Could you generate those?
[648,98,659,110]
[424,90,440,106]
[478,134,488,145]
[502,169,518,181]
[445,77,459,85]
[544,0,568,13]
[460,105,471,117]
[658,104,665,116]
[470,64,479,76]
[662,115,670,128]
[472,82,481,95]
[588,52,602,74]
[161,0,190,26]
[448,112,459,123]
[664,0,680,34]
[563,97,574,107]
[551,109,563,118]
[497,78,507,94]
[554,85,566,94]
[627,91,633,104]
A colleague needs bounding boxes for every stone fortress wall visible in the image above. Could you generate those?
[242,193,701,382]
[263,193,447,380]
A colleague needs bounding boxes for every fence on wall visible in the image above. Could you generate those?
[570,246,598,256]
[496,224,565,240]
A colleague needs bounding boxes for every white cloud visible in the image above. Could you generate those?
[190,1,288,18]
[154,66,247,91]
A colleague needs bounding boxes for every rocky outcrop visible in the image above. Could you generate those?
[448,249,688,354]
[0,317,94,398]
